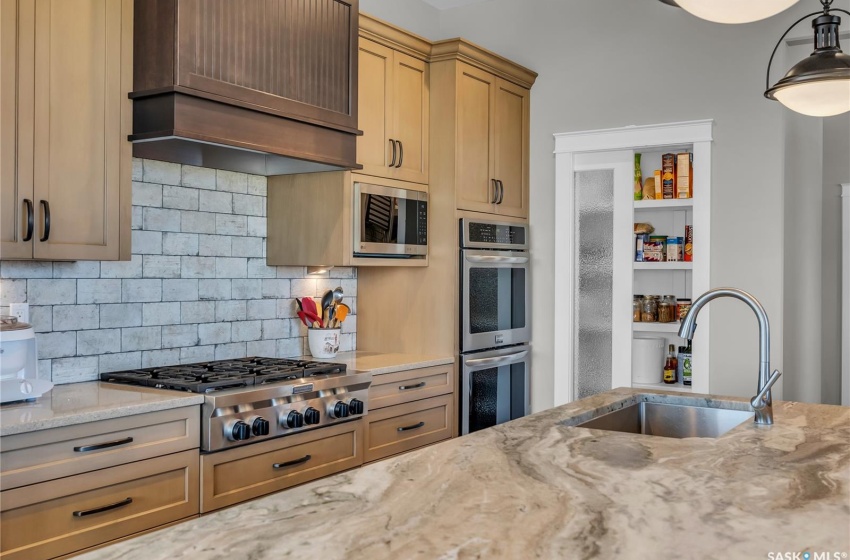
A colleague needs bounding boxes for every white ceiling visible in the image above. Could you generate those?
[419,0,491,10]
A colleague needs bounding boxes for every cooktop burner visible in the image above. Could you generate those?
[100,357,347,393]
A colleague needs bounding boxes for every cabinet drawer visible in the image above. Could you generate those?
[369,364,454,409]
[200,420,363,512]
[0,449,199,560]
[364,394,453,463]
[1,406,199,491]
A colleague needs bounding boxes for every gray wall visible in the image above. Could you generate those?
[0,159,357,384]
[364,0,850,409]
[821,116,850,404]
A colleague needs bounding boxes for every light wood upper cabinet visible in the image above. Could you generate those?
[357,17,430,185]
[454,61,530,219]
[0,0,132,261]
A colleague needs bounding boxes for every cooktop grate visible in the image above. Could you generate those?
[100,357,347,393]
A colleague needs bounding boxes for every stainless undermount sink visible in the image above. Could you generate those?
[577,401,754,439]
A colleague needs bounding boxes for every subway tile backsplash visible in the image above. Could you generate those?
[0,159,357,384]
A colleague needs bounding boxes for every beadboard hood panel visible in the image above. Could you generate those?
[130,0,361,175]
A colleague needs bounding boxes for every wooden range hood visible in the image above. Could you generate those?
[130,0,361,176]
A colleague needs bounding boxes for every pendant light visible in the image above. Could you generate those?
[765,0,850,116]
[675,0,800,24]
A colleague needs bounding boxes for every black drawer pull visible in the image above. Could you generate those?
[23,199,34,241]
[396,140,404,168]
[399,382,426,391]
[73,497,133,517]
[397,421,425,432]
[39,199,50,242]
[273,454,312,469]
[388,138,397,167]
[73,437,134,453]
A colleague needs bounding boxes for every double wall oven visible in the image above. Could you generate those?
[459,219,530,435]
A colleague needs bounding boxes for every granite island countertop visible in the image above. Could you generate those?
[0,382,203,436]
[77,388,850,559]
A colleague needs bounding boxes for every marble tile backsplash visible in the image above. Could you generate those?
[0,159,357,384]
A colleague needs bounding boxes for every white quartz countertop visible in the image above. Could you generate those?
[76,388,850,559]
[0,382,203,436]
[307,351,454,375]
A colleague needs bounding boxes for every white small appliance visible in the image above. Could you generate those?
[0,316,52,403]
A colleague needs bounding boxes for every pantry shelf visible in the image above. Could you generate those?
[633,322,682,333]
[634,199,694,211]
[633,262,693,270]
[632,381,693,393]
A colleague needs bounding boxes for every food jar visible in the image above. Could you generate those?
[663,295,678,322]
[633,295,643,322]
[677,298,692,321]
[658,301,675,323]
[641,296,658,323]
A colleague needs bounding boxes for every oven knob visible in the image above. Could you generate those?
[304,407,321,425]
[284,411,304,429]
[251,417,270,436]
[330,401,350,419]
[228,421,251,441]
[348,398,365,415]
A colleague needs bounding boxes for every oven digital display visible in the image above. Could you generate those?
[468,223,526,245]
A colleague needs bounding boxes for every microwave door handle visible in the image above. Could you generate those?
[465,255,529,264]
[464,350,529,369]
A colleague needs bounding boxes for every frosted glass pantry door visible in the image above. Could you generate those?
[554,151,633,403]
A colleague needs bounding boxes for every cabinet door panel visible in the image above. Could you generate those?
[30,0,128,261]
[455,63,495,214]
[494,78,529,218]
[392,51,428,184]
[1,0,33,259]
[357,38,393,175]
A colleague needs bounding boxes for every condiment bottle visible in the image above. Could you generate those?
[681,340,693,386]
[663,344,678,384]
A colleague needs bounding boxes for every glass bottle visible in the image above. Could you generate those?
[663,344,678,384]
[681,340,693,386]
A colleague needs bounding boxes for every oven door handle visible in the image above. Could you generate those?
[464,255,529,264]
[463,350,529,368]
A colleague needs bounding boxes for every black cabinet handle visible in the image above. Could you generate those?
[73,437,134,453]
[39,200,50,242]
[397,421,425,432]
[389,139,397,167]
[399,382,426,391]
[496,180,505,204]
[22,199,34,241]
[490,179,498,203]
[396,140,403,168]
[273,454,312,469]
[73,497,133,517]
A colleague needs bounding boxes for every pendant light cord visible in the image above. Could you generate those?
[765,6,850,92]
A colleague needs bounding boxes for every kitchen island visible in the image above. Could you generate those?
[77,388,850,559]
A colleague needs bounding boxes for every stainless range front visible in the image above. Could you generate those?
[100,357,371,452]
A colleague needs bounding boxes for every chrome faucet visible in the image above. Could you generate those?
[678,288,782,425]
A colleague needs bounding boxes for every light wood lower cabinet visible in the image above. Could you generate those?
[200,420,364,513]
[364,393,453,463]
[0,449,199,560]
[369,364,454,410]
[0,407,199,492]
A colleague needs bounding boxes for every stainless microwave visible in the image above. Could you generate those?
[353,182,428,258]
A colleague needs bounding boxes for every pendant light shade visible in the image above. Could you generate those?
[675,0,800,23]
[765,14,850,116]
